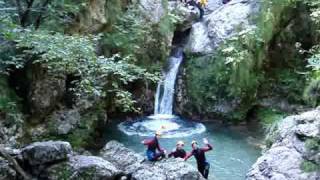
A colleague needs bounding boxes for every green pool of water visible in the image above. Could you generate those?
[104,117,261,180]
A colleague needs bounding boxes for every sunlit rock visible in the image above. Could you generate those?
[247,109,320,180]
[101,141,206,180]
[185,0,260,54]
[44,155,123,180]
[22,141,72,166]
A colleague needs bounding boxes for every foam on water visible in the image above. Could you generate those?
[118,116,206,138]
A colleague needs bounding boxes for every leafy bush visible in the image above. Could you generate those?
[305,137,320,151]
[102,2,180,70]
[304,78,320,106]
[256,108,286,129]
[1,29,158,112]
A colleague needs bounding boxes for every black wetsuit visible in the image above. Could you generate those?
[169,149,186,158]
[185,144,212,179]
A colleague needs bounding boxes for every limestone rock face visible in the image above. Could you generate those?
[185,0,260,54]
[100,140,144,175]
[139,0,165,24]
[247,109,320,180]
[28,66,66,120]
[100,141,205,180]
[48,109,81,135]
[169,2,200,32]
[68,0,107,33]
[22,141,72,166]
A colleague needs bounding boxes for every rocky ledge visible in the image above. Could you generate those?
[247,109,320,180]
[0,140,204,180]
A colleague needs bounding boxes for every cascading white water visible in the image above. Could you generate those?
[154,48,183,115]
[118,47,206,138]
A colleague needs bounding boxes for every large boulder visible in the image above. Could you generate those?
[43,155,123,180]
[185,0,260,54]
[246,109,320,180]
[139,0,165,24]
[22,141,72,166]
[169,2,200,31]
[100,140,144,175]
[100,141,205,180]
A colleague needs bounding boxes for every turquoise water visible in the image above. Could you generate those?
[104,117,261,180]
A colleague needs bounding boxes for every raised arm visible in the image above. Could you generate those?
[200,143,213,152]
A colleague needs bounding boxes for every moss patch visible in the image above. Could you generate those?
[301,160,320,172]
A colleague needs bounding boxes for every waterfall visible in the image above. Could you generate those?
[154,48,183,115]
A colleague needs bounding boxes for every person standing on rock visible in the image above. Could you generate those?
[187,0,204,20]
[184,138,212,179]
[141,131,166,161]
[198,0,208,19]
[168,141,186,158]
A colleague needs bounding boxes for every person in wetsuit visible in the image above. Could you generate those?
[141,131,166,161]
[184,138,213,179]
[168,141,186,158]
[187,0,204,20]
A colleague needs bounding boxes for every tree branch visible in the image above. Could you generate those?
[20,0,35,27]
[0,147,32,180]
[35,0,51,29]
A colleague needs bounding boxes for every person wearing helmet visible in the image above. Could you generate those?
[184,138,212,179]
[168,141,187,158]
[141,131,166,161]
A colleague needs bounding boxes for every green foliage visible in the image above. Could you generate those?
[303,78,320,106]
[184,0,304,121]
[303,0,320,25]
[1,0,86,30]
[255,107,286,148]
[220,28,264,97]
[256,108,286,129]
[302,0,320,106]
[305,137,320,151]
[102,1,179,70]
[0,76,23,127]
[103,5,155,56]
[1,29,158,112]
[301,160,320,172]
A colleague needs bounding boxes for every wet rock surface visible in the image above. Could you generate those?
[247,109,320,180]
